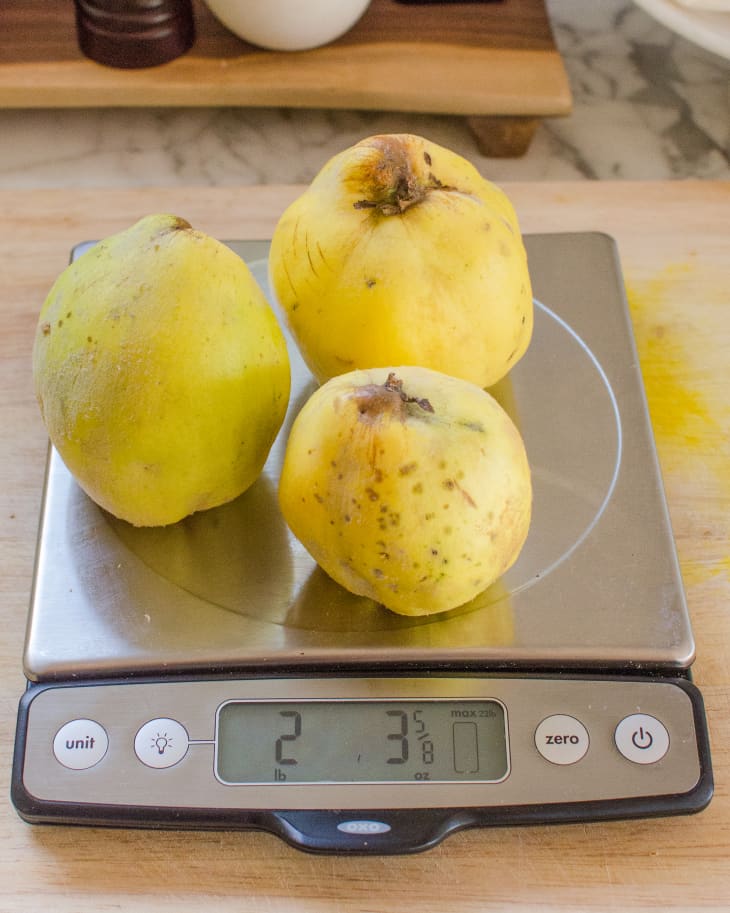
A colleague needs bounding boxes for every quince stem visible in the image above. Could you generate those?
[351,136,454,216]
[353,372,434,424]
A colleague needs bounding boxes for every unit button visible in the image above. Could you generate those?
[534,714,590,765]
[53,719,109,770]
[615,714,669,764]
[134,718,189,768]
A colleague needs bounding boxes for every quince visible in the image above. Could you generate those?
[33,214,290,526]
[269,133,532,388]
[278,366,531,616]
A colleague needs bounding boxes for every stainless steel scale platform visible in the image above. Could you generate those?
[12,233,713,853]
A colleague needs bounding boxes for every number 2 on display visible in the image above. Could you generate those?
[275,710,301,765]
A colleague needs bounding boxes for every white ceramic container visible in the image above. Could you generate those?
[203,0,372,52]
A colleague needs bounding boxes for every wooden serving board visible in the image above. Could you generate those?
[0,0,572,156]
[0,181,729,911]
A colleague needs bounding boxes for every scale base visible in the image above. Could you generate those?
[12,671,713,854]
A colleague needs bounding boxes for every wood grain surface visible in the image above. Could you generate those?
[0,0,572,116]
[0,181,728,912]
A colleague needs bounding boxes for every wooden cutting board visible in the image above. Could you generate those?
[0,181,728,911]
[0,0,572,156]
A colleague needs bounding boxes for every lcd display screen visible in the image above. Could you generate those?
[216,699,508,784]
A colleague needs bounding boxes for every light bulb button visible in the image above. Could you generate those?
[134,718,189,769]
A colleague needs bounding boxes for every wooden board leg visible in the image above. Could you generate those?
[466,116,540,158]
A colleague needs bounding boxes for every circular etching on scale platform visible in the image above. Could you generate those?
[103,266,621,637]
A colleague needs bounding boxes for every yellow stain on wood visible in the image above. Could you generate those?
[625,263,729,589]
[626,264,709,453]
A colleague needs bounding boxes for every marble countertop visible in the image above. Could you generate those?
[0,0,728,188]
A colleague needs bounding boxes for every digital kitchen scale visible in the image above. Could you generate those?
[12,233,713,853]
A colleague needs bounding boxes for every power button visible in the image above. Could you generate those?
[615,714,670,764]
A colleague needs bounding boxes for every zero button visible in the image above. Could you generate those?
[535,714,590,765]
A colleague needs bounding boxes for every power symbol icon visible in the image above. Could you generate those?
[631,726,654,750]
[616,714,668,764]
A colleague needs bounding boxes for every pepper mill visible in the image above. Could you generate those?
[75,0,196,69]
